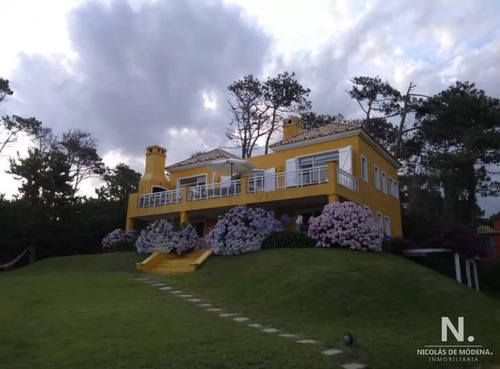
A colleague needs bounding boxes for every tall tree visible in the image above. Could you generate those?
[8,147,73,262]
[261,72,311,153]
[59,129,105,196]
[415,81,500,228]
[96,163,142,204]
[300,112,347,131]
[226,72,311,157]
[226,75,265,158]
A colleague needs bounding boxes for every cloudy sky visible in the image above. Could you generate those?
[1,0,499,214]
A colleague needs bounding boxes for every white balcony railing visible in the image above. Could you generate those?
[137,166,359,208]
[138,189,182,208]
[188,180,242,201]
[248,166,328,193]
[337,168,359,192]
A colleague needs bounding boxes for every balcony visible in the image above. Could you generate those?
[134,162,359,212]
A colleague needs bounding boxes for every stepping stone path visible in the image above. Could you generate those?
[219,313,237,318]
[233,317,249,322]
[279,333,298,338]
[136,278,367,369]
[262,328,280,333]
[322,349,342,356]
[248,323,262,328]
[342,364,366,369]
[297,339,317,344]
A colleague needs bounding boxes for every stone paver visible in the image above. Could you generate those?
[342,364,365,369]
[233,317,249,322]
[297,339,317,344]
[248,323,262,328]
[262,328,280,333]
[322,349,342,356]
[138,278,368,369]
[279,333,298,338]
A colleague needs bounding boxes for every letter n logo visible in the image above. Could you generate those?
[441,317,464,342]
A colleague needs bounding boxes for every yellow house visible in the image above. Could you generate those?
[126,117,402,237]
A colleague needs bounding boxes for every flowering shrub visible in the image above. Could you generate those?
[102,229,138,252]
[206,206,282,255]
[308,202,383,251]
[420,226,488,258]
[381,236,416,255]
[135,220,198,254]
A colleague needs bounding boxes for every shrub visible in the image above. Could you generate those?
[101,229,138,252]
[135,220,198,255]
[262,230,316,249]
[480,258,500,292]
[420,226,488,259]
[382,236,417,255]
[308,201,383,251]
[206,206,282,255]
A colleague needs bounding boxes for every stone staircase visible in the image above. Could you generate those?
[136,249,212,275]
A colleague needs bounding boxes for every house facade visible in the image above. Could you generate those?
[126,117,402,237]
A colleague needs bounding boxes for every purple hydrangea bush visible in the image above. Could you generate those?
[102,229,138,252]
[308,202,383,251]
[135,219,198,255]
[206,206,282,255]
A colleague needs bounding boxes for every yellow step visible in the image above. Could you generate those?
[137,249,212,275]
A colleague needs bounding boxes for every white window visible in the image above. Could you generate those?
[374,166,381,190]
[384,216,391,236]
[377,212,384,231]
[297,151,337,184]
[382,171,388,194]
[361,155,368,182]
[364,205,371,211]
[389,177,399,199]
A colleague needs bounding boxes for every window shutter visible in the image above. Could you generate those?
[264,167,275,192]
[285,158,298,187]
[338,146,352,174]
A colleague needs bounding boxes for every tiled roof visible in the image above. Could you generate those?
[269,122,361,148]
[166,148,238,170]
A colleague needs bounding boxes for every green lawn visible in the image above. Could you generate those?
[0,253,343,369]
[1,250,499,369]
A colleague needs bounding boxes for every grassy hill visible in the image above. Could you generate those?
[1,250,499,368]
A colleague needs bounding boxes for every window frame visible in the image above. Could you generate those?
[374,165,381,190]
[381,171,388,194]
[384,215,391,236]
[361,155,369,182]
[377,212,384,231]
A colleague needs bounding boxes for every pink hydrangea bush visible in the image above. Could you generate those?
[206,206,282,255]
[308,202,383,251]
[102,229,138,252]
[135,219,198,254]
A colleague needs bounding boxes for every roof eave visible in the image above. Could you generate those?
[270,129,362,152]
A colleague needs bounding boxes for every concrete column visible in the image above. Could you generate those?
[465,259,472,288]
[472,260,480,292]
[182,184,190,203]
[454,253,462,283]
[125,218,134,231]
[180,211,189,226]
[328,194,339,203]
[241,175,248,194]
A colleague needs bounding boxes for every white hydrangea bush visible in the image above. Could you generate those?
[135,219,198,254]
[206,206,282,256]
[308,201,383,251]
